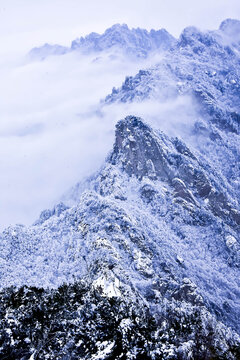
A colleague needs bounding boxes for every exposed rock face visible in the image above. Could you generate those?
[110,116,240,228]
[110,116,173,180]
[172,178,197,205]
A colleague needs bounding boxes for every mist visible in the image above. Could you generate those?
[0,45,201,230]
[0,50,165,229]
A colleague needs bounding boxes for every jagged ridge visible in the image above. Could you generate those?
[29,23,176,60]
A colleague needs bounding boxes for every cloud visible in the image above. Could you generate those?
[0,43,201,230]
[0,50,155,229]
[101,95,198,138]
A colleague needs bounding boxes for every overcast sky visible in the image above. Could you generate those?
[1,0,240,55]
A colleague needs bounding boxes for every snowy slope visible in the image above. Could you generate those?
[1,116,239,334]
[28,43,69,60]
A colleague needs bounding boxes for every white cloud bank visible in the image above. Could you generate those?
[0,48,199,229]
[0,50,155,228]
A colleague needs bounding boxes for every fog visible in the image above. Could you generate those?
[0,50,164,228]
[0,46,200,229]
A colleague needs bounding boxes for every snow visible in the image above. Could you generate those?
[93,275,121,298]
[226,235,237,248]
[92,341,115,360]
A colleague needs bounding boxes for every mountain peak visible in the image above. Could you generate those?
[179,25,217,49]
[105,23,129,32]
[29,23,176,61]
[70,24,175,56]
[219,18,240,45]
[219,18,240,34]
[110,116,173,180]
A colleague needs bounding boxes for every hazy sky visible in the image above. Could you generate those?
[1,0,240,55]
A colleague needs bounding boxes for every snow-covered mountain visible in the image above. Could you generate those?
[1,115,240,358]
[104,18,240,208]
[71,24,176,57]
[106,20,240,134]
[29,24,176,60]
[28,43,69,60]
[1,19,240,359]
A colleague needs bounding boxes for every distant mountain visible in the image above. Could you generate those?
[71,24,176,57]
[28,23,176,60]
[28,43,69,60]
[106,20,240,131]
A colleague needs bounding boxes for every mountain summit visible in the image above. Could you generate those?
[29,24,176,60]
[71,24,175,57]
